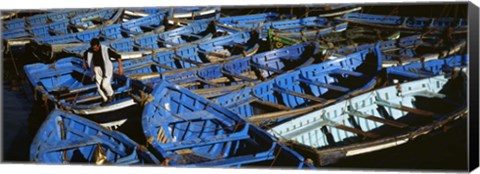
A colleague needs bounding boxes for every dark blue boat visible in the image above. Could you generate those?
[218,12,284,27]
[386,54,468,82]
[339,13,467,32]
[145,42,320,98]
[141,79,314,168]
[326,34,467,67]
[30,109,160,164]
[62,30,259,72]
[3,9,123,42]
[28,15,214,62]
[2,9,94,31]
[23,57,149,115]
[219,16,348,39]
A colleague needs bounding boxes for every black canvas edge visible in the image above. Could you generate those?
[468,1,480,172]
[0,2,476,172]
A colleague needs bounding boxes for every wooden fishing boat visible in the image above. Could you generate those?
[146,42,320,98]
[268,26,400,49]
[218,12,283,26]
[338,13,467,33]
[2,9,94,31]
[30,109,160,164]
[319,27,401,46]
[217,16,348,39]
[386,54,468,82]
[141,79,314,168]
[268,72,467,166]
[111,31,260,84]
[215,48,382,126]
[2,9,95,40]
[268,21,348,42]
[63,29,259,64]
[4,8,124,58]
[28,9,124,38]
[27,12,176,62]
[23,57,149,115]
[325,34,467,67]
[120,12,166,36]
[126,7,221,22]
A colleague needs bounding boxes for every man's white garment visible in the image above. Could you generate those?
[86,45,114,102]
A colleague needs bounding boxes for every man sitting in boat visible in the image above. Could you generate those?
[83,38,124,105]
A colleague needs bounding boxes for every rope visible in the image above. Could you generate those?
[269,143,283,167]
[7,43,21,79]
[70,72,88,105]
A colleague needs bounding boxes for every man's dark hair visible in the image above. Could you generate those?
[90,38,100,47]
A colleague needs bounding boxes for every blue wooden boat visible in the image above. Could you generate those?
[318,26,401,46]
[120,12,166,36]
[218,12,283,27]
[270,21,348,41]
[326,34,467,67]
[2,9,122,40]
[3,9,93,31]
[33,9,124,38]
[27,12,172,62]
[386,54,468,82]
[268,72,467,166]
[3,18,26,31]
[267,26,401,50]
[31,109,160,164]
[23,57,149,115]
[218,16,348,39]
[215,48,382,125]
[122,7,219,24]
[64,30,259,64]
[28,9,95,27]
[125,8,166,16]
[2,29,32,40]
[144,42,320,98]
[137,21,215,49]
[339,13,467,32]
[141,79,314,168]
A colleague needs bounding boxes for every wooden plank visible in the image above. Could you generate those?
[365,115,408,129]
[253,100,292,111]
[250,93,292,111]
[128,73,161,80]
[152,62,175,71]
[172,55,203,65]
[221,70,257,82]
[74,95,103,104]
[58,85,97,98]
[272,86,326,103]
[398,106,435,117]
[375,99,435,117]
[333,124,379,139]
[196,78,222,88]
[347,110,409,129]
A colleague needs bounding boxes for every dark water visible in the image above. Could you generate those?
[1,4,471,171]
